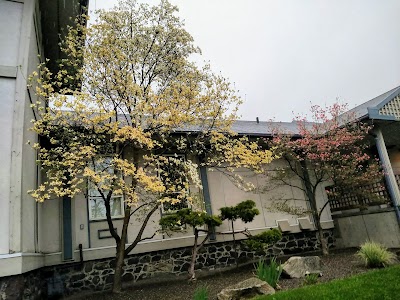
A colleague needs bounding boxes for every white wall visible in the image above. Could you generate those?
[207,159,332,233]
[0,0,43,255]
[21,7,43,252]
[334,210,400,248]
[46,157,332,260]
[0,1,22,67]
[0,78,16,254]
[0,0,23,255]
[39,198,61,253]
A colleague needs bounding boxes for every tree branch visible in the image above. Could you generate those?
[95,182,121,244]
[137,232,157,243]
[130,202,152,216]
[318,200,331,220]
[124,203,160,256]
[196,231,210,251]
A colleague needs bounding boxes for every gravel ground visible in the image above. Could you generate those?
[72,249,370,300]
[278,249,368,291]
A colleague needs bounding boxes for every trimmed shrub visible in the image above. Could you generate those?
[357,241,396,268]
[243,228,282,251]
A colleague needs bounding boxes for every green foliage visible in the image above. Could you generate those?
[243,228,282,251]
[160,209,223,280]
[357,241,396,268]
[254,265,400,300]
[254,257,282,288]
[159,208,222,231]
[193,286,208,300]
[220,200,259,223]
[303,273,319,286]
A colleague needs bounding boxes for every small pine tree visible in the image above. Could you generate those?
[220,200,260,266]
[242,228,282,251]
[160,208,222,280]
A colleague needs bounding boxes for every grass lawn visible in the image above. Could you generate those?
[255,265,400,300]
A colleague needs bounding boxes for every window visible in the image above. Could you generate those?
[88,157,124,220]
[159,155,190,214]
[88,192,124,220]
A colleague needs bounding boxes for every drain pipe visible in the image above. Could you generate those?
[79,243,83,264]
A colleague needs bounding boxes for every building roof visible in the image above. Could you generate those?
[217,86,400,136]
[231,85,400,136]
[345,86,400,121]
[230,120,300,136]
[175,120,303,136]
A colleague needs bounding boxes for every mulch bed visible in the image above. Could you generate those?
[72,248,370,300]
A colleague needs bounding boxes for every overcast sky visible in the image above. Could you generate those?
[90,0,400,121]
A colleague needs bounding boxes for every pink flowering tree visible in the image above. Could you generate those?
[268,103,383,255]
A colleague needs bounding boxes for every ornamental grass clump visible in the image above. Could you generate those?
[357,241,396,268]
[193,286,208,300]
[303,273,319,286]
[254,257,282,288]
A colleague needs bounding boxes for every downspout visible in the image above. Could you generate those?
[372,127,400,226]
[62,195,73,260]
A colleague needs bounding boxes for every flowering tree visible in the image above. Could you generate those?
[28,0,274,293]
[268,103,383,255]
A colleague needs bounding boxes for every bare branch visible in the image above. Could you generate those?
[124,203,159,256]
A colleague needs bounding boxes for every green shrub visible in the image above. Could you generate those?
[243,228,282,251]
[357,241,396,268]
[220,200,260,223]
[303,273,319,286]
[193,286,208,300]
[254,257,282,288]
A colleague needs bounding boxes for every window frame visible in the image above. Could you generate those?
[87,157,125,221]
[88,195,124,221]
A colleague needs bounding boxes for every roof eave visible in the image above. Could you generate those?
[367,108,397,121]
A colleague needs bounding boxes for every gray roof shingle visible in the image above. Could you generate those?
[230,120,300,136]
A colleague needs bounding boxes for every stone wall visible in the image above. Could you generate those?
[43,230,334,298]
[0,270,43,300]
[0,230,334,299]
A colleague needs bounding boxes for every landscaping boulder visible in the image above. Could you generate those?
[217,277,275,300]
[282,256,321,278]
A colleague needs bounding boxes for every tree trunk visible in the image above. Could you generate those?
[316,217,329,255]
[231,220,238,267]
[309,190,329,256]
[112,241,126,293]
[110,202,158,293]
[112,205,131,293]
[188,229,199,280]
